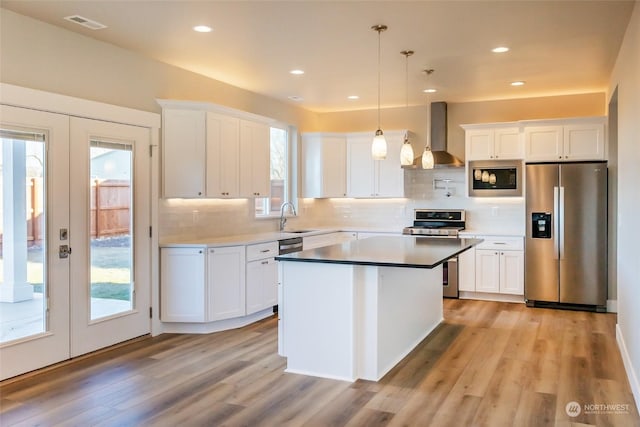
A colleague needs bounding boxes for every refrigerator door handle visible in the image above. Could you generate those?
[559,186,565,260]
[553,186,560,260]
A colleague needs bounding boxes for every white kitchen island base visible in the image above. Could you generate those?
[280,261,443,382]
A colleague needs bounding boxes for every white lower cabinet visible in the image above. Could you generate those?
[458,245,476,292]
[161,247,206,322]
[207,246,246,321]
[474,237,524,295]
[161,245,246,323]
[246,241,278,315]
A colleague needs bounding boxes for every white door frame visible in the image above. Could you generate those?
[0,106,71,379]
[0,83,162,339]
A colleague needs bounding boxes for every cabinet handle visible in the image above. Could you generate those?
[261,260,269,265]
[565,155,569,159]
[260,249,270,253]
[198,192,202,196]
[501,252,504,255]
[559,156,562,159]
[495,252,498,255]
[200,250,204,254]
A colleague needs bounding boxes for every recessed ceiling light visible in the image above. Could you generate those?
[193,25,212,33]
[492,46,510,53]
[423,88,437,93]
[288,95,304,101]
[289,69,305,75]
[511,81,526,86]
[347,95,360,100]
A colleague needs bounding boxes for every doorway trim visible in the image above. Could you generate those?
[1,83,162,337]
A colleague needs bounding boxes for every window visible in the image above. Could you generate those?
[255,125,294,217]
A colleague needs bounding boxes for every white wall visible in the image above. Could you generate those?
[609,0,640,408]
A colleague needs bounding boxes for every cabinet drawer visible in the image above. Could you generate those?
[246,241,278,261]
[475,237,523,251]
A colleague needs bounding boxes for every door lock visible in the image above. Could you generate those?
[59,245,72,259]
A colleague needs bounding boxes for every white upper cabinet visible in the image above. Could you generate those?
[239,120,270,197]
[206,112,240,198]
[524,126,563,161]
[464,125,523,160]
[563,123,606,161]
[162,109,206,198]
[346,131,405,198]
[302,133,346,198]
[524,118,605,162]
[158,100,273,198]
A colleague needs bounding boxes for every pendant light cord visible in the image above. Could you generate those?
[377,28,381,130]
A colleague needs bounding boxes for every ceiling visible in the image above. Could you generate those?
[1,1,635,113]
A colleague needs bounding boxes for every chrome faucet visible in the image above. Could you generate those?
[279,201,297,231]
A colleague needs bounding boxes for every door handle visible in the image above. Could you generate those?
[559,186,565,260]
[553,186,560,260]
[59,245,72,259]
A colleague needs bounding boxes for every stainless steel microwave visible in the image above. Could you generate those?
[468,160,523,197]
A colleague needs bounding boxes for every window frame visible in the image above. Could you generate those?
[255,123,297,219]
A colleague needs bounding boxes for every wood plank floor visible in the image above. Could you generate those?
[1,299,638,426]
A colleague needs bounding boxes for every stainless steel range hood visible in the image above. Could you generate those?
[403,101,464,169]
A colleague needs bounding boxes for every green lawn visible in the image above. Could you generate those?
[1,237,132,301]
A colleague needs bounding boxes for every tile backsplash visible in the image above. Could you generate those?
[159,168,525,241]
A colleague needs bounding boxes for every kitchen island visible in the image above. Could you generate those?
[275,236,482,382]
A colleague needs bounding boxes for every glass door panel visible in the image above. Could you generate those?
[0,131,46,342]
[0,106,70,381]
[89,141,133,320]
[70,117,150,357]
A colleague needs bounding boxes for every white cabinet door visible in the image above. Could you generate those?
[246,258,278,315]
[493,127,523,159]
[162,109,206,197]
[466,129,494,160]
[347,135,375,197]
[347,132,405,198]
[239,120,270,197]
[376,134,405,197]
[160,248,206,322]
[524,126,564,161]
[563,123,605,161]
[207,246,246,321]
[458,245,476,292]
[302,134,347,198]
[475,249,500,293]
[499,251,524,295]
[465,127,522,160]
[206,112,239,198]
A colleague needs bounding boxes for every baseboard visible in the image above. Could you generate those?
[458,291,524,303]
[161,309,274,334]
[607,299,618,313]
[616,323,640,410]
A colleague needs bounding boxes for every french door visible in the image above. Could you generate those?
[0,106,151,379]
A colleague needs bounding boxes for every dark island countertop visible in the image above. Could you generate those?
[275,236,483,269]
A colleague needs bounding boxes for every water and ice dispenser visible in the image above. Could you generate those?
[531,213,552,239]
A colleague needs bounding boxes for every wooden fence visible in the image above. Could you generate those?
[0,178,130,246]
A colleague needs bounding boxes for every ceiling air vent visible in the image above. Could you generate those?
[64,15,107,30]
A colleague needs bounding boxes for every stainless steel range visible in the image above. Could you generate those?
[403,209,465,238]
[403,209,465,298]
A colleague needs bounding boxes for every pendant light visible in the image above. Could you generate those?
[371,24,388,160]
[422,69,435,169]
[400,50,415,166]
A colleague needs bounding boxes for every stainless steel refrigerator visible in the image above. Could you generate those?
[525,162,607,311]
